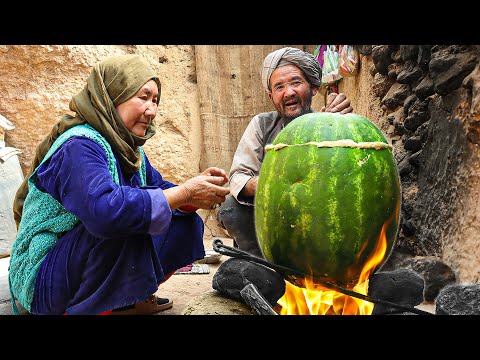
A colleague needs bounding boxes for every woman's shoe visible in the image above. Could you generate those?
[111,295,173,315]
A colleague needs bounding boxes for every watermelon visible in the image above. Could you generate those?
[254,112,401,288]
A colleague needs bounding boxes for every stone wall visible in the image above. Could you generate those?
[367,45,480,282]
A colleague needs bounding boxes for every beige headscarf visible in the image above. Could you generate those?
[261,47,321,91]
[13,54,161,227]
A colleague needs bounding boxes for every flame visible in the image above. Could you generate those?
[277,212,397,315]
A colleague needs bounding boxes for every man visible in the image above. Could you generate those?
[216,46,353,258]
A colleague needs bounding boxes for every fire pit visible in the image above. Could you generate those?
[213,239,433,316]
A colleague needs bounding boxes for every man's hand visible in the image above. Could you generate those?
[240,176,258,198]
[322,92,353,114]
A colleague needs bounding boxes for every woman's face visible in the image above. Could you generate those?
[116,79,159,137]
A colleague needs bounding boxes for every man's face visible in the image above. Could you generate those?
[268,64,318,122]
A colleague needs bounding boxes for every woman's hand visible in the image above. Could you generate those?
[200,167,229,186]
[164,167,230,211]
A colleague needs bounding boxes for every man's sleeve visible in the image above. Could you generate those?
[229,116,264,205]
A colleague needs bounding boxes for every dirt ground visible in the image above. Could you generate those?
[152,236,236,315]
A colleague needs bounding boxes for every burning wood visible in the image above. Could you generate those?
[240,281,278,315]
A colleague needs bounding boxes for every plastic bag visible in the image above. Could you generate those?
[314,45,327,69]
[321,45,342,86]
[338,45,359,78]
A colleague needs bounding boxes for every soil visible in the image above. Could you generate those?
[152,236,236,315]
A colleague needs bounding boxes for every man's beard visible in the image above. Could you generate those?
[283,106,314,124]
[278,88,315,124]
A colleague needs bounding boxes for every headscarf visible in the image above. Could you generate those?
[261,47,321,91]
[13,54,161,227]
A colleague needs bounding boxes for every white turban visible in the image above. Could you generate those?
[261,47,322,92]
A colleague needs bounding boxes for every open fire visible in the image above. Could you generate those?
[277,217,392,315]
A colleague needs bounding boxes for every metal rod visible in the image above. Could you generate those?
[212,239,433,316]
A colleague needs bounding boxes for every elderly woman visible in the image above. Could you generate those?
[9,54,229,315]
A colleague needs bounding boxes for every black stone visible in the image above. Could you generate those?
[212,258,286,306]
[436,284,480,315]
[415,75,435,100]
[369,269,425,315]
[372,45,395,75]
[400,45,419,62]
[404,136,422,153]
[408,150,422,168]
[429,50,477,96]
[395,256,457,301]
[417,45,432,69]
[414,121,430,143]
[397,60,424,84]
[382,83,411,111]
[403,94,418,115]
[404,110,430,132]
[402,219,417,237]
[398,156,414,177]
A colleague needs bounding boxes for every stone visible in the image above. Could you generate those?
[436,284,480,315]
[369,269,425,315]
[212,258,285,306]
[394,256,457,301]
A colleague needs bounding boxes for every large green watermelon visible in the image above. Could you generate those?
[254,112,401,288]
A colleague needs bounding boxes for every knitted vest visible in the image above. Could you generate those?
[8,124,147,314]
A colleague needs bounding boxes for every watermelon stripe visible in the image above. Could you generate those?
[255,112,400,288]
